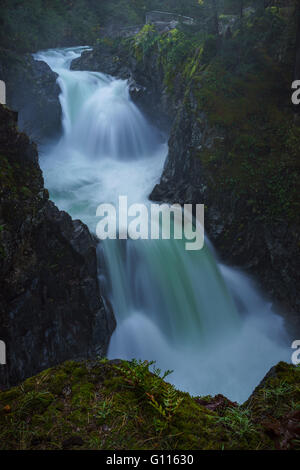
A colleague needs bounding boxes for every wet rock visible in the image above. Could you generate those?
[196,394,238,415]
[0,52,61,141]
[0,105,115,389]
[262,410,300,450]
[71,46,131,79]
[246,362,300,450]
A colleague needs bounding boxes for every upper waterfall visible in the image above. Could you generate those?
[34,48,162,160]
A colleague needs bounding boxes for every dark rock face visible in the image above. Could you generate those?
[0,53,61,141]
[0,105,115,389]
[71,45,132,78]
[150,99,300,335]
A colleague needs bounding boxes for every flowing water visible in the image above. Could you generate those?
[34,47,290,403]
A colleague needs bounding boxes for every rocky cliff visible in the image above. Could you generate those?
[0,105,115,389]
[0,51,61,141]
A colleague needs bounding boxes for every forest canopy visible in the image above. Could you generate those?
[0,0,273,53]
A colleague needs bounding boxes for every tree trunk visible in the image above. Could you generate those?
[211,0,219,35]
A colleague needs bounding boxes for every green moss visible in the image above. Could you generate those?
[16,391,55,418]
[46,370,69,395]
[246,362,300,420]
[0,359,298,450]
[71,382,95,408]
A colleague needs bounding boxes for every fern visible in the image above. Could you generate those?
[114,360,182,432]
[147,384,183,429]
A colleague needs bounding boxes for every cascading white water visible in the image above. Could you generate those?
[35,47,291,403]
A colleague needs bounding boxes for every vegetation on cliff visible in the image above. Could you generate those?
[1,1,278,53]
[124,6,299,222]
[0,0,204,54]
[0,359,299,450]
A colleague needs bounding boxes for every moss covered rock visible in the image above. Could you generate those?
[0,359,299,450]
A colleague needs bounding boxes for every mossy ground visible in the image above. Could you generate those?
[0,359,299,450]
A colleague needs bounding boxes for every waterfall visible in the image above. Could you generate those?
[35,47,290,403]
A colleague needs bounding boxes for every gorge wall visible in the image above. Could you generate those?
[0,105,115,389]
[0,52,62,141]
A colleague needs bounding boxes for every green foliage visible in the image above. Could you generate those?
[218,406,257,439]
[1,359,298,450]
[114,359,173,396]
[16,391,54,419]
[262,381,295,404]
[95,400,112,422]
[0,0,203,53]
[147,384,183,432]
[133,24,159,61]
[114,359,182,432]
[130,24,203,94]
[151,5,299,225]
[246,362,300,419]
